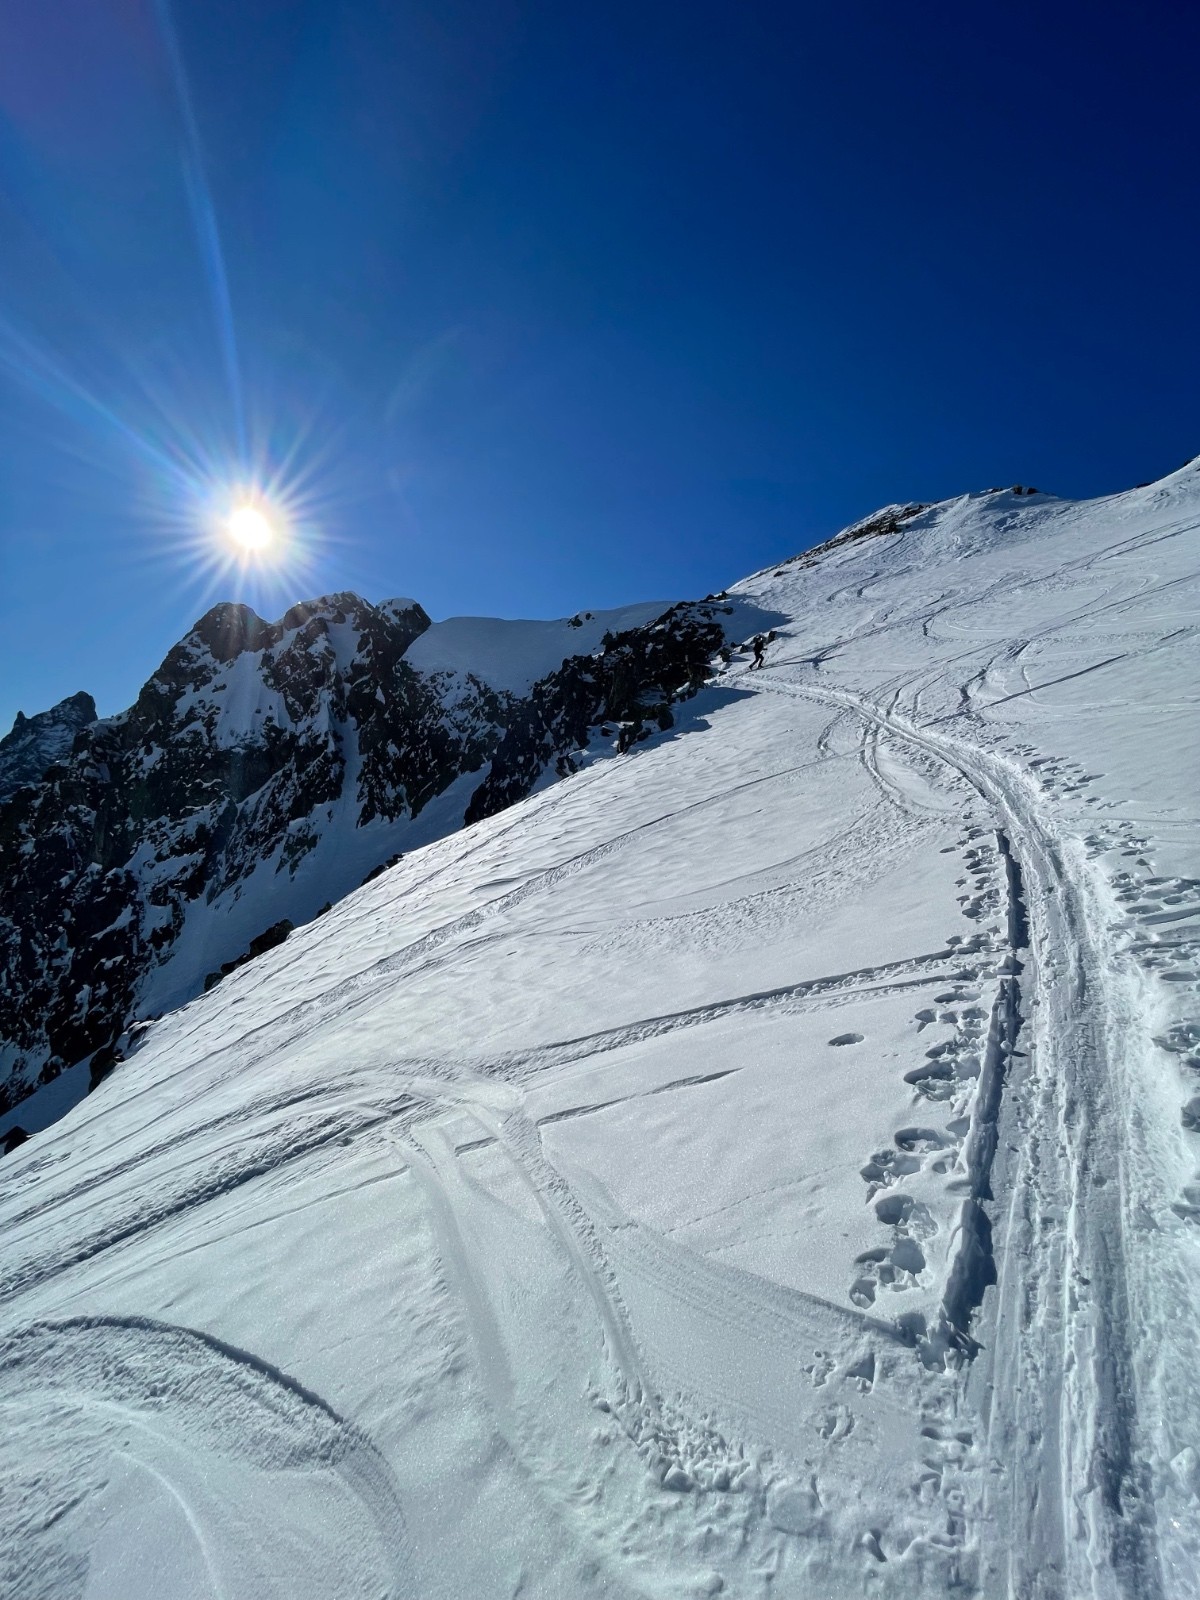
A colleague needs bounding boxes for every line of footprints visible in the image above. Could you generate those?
[848,829,1008,1321]
[1002,745,1200,1225]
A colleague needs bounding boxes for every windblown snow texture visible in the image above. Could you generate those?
[1,466,1198,1598]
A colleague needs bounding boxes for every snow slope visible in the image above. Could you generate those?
[404,602,671,693]
[1,469,1198,1598]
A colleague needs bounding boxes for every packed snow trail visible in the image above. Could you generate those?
[0,470,1198,1597]
[749,670,1163,1596]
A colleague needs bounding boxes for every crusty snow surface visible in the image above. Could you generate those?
[2,471,1198,1599]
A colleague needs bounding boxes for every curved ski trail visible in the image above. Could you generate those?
[751,667,1167,1598]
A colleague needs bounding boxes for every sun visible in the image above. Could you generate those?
[226,502,276,552]
[188,475,310,591]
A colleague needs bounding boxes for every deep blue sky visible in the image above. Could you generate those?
[1,0,1197,728]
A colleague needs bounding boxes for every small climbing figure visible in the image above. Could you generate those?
[750,634,766,670]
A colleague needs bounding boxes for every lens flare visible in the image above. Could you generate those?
[168,457,331,613]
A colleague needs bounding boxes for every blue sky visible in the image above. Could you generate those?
[1,0,1197,729]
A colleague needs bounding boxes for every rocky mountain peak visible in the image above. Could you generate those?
[188,600,273,663]
[0,689,97,801]
[0,584,767,1129]
[181,592,433,671]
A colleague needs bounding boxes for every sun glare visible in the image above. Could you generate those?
[173,462,321,602]
[227,502,275,551]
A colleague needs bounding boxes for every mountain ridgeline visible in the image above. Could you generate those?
[0,588,754,1123]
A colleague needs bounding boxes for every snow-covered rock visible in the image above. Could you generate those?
[0,590,752,1124]
[404,601,671,693]
[0,689,95,801]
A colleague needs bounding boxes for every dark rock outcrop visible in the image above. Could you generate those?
[0,691,96,801]
[204,919,295,992]
[465,601,730,824]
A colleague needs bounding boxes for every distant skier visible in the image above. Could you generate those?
[750,635,766,670]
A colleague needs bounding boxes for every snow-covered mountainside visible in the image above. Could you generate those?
[0,592,747,1131]
[1,466,1198,1598]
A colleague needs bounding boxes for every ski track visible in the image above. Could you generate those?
[46,735,825,1170]
[750,665,1172,1598]
[0,948,973,1308]
[0,1316,415,1600]
[379,1061,980,1597]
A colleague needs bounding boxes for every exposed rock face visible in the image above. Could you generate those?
[0,691,96,802]
[465,601,732,823]
[0,590,748,1120]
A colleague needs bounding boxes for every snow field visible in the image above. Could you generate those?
[1,468,1198,1596]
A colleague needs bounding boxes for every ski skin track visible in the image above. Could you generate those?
[749,667,1161,1600]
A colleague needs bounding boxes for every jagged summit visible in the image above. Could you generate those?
[187,599,274,662]
[1,687,96,742]
[0,688,96,801]
[178,591,433,667]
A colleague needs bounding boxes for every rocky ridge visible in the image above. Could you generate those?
[0,587,755,1124]
[0,690,97,802]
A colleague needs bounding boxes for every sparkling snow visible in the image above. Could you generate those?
[2,469,1198,1597]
